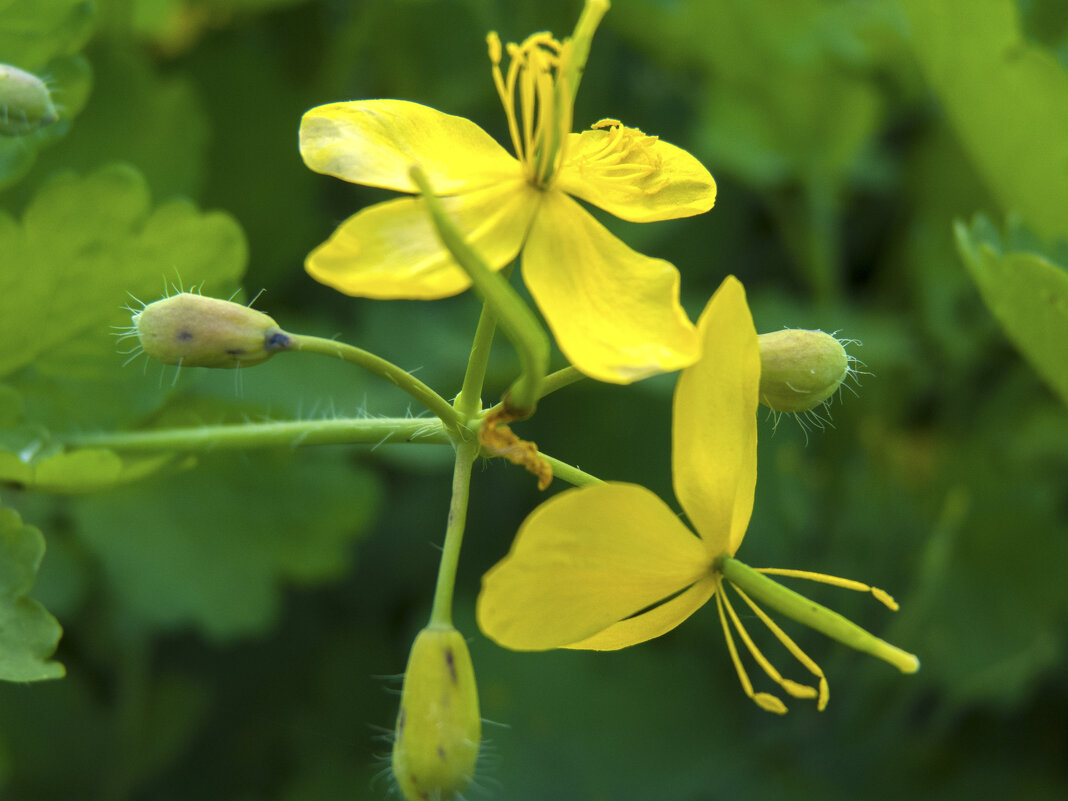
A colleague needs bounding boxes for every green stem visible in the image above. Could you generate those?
[483,366,586,419]
[66,419,608,493]
[537,366,585,401]
[65,417,450,452]
[539,452,604,487]
[429,438,479,626]
[719,557,920,674]
[454,264,516,419]
[287,333,462,428]
[409,166,549,414]
[454,304,497,419]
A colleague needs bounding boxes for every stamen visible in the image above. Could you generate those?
[731,583,830,711]
[531,45,555,183]
[489,30,576,188]
[516,44,536,177]
[487,32,524,165]
[755,568,899,611]
[714,579,787,714]
[720,582,818,701]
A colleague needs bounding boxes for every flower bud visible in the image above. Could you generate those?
[133,292,291,368]
[392,625,481,801]
[758,329,848,413]
[0,64,59,137]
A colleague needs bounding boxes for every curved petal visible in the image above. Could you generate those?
[477,482,711,651]
[522,191,700,384]
[300,99,520,194]
[555,128,716,223]
[306,179,538,299]
[564,576,717,651]
[672,276,760,555]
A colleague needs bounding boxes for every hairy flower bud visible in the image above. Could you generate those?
[133,292,291,368]
[758,329,849,413]
[392,625,481,801]
[0,64,59,137]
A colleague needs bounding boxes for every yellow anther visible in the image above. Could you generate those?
[871,587,899,611]
[486,32,502,65]
[730,582,831,712]
[717,577,819,708]
[754,692,788,715]
[781,679,818,699]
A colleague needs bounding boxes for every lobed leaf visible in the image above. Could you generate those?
[0,505,64,681]
[955,216,1068,406]
[0,163,246,432]
[901,0,1068,241]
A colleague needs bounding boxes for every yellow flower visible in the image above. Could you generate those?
[476,277,918,713]
[298,1,717,384]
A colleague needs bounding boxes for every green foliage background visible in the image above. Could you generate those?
[2,0,1066,799]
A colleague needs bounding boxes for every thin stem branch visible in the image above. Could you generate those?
[65,418,450,452]
[537,366,585,400]
[65,418,608,493]
[454,264,516,419]
[429,438,479,626]
[539,452,604,487]
[288,333,463,428]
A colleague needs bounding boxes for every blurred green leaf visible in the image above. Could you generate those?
[0,386,21,427]
[0,0,94,69]
[0,162,249,436]
[31,44,209,199]
[72,448,381,639]
[0,0,95,190]
[901,0,1068,241]
[0,449,182,493]
[955,216,1068,405]
[0,162,246,379]
[0,504,64,681]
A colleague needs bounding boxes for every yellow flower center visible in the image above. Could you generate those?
[488,30,575,189]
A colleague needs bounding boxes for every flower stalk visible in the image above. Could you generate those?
[287,333,463,428]
[429,439,480,627]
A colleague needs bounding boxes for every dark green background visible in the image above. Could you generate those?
[2,0,1067,799]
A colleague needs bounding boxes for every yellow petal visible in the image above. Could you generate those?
[477,482,711,651]
[672,276,760,555]
[555,128,717,223]
[300,99,520,194]
[522,191,700,384]
[564,576,717,651]
[306,179,538,299]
